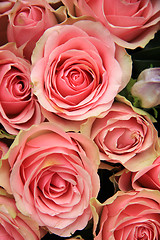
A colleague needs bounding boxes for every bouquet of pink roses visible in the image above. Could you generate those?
[0,0,160,239]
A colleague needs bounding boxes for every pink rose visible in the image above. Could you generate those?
[0,43,44,135]
[0,192,44,240]
[117,156,160,191]
[7,0,58,60]
[92,190,160,240]
[82,96,160,171]
[62,0,160,49]
[31,20,132,128]
[7,122,100,237]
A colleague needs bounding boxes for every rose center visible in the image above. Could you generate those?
[51,173,66,190]
[14,6,43,26]
[135,225,153,239]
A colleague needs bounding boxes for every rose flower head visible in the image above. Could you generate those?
[0,43,44,135]
[6,122,100,237]
[31,20,132,131]
[62,0,160,49]
[7,0,58,60]
[81,95,160,171]
[91,189,160,240]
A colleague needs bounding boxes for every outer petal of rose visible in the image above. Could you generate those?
[0,101,43,135]
[42,108,87,132]
[0,1,16,15]
[69,132,100,169]
[65,236,84,240]
[115,45,132,91]
[90,197,103,238]
[0,158,12,194]
[112,23,160,49]
[61,0,78,17]
[115,95,156,121]
[0,193,45,240]
[121,141,160,171]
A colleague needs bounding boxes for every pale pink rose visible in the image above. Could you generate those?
[7,122,100,237]
[31,20,132,128]
[118,156,160,191]
[0,192,44,240]
[92,190,160,240]
[7,0,58,60]
[0,43,44,135]
[131,67,160,108]
[62,0,160,49]
[82,96,160,171]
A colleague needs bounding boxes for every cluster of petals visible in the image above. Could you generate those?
[6,122,100,237]
[91,189,160,240]
[0,43,44,135]
[62,0,160,49]
[117,155,160,192]
[0,190,44,240]
[81,96,160,171]
[7,0,59,60]
[31,20,132,127]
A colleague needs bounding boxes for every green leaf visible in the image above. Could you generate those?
[0,130,15,139]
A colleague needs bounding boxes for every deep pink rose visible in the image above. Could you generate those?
[93,190,160,240]
[62,0,160,49]
[31,20,132,128]
[118,156,160,191]
[82,96,160,171]
[7,0,58,60]
[7,122,100,237]
[0,43,44,135]
[0,193,44,240]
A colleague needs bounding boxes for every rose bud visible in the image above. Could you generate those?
[131,67,160,108]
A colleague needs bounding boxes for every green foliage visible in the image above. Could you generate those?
[0,130,15,139]
[119,78,142,108]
